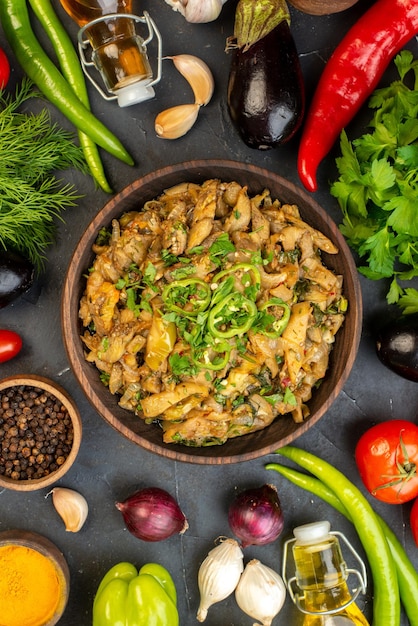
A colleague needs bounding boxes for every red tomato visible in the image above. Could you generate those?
[0,329,22,363]
[0,47,10,90]
[411,498,418,547]
[355,419,418,504]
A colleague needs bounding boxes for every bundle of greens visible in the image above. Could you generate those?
[0,79,87,270]
[330,50,418,315]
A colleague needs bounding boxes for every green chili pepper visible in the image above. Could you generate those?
[0,0,134,166]
[162,279,212,316]
[212,263,261,301]
[271,446,400,626]
[258,298,291,338]
[208,292,257,338]
[265,462,418,626]
[93,562,178,626]
[27,0,112,192]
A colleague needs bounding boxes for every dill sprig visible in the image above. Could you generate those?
[0,78,88,270]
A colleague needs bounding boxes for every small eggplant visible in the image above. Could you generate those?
[376,315,418,382]
[0,250,34,308]
[227,15,305,149]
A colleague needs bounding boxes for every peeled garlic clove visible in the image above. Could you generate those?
[155,103,200,139]
[168,54,215,106]
[197,537,244,622]
[235,559,286,626]
[50,487,88,532]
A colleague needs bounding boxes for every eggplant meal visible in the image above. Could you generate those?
[79,179,347,446]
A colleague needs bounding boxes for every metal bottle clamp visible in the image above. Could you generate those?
[282,531,368,616]
[77,11,162,102]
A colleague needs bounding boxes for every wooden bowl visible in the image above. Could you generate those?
[0,375,82,490]
[62,160,362,464]
[0,529,70,625]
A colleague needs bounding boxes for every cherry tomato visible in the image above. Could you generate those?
[0,47,10,89]
[355,419,418,504]
[0,329,22,363]
[411,498,418,547]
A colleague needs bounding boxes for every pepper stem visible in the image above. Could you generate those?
[233,0,290,51]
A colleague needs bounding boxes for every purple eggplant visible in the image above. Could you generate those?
[227,19,305,149]
[376,315,418,382]
[0,250,34,308]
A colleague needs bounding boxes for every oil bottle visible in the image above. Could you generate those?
[59,0,162,106]
[283,521,371,625]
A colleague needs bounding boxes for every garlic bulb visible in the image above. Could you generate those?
[49,487,88,532]
[197,537,244,622]
[235,559,286,626]
[165,0,229,23]
[167,55,214,106]
[155,103,200,139]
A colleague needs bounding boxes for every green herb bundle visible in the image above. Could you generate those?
[0,79,87,270]
[330,50,418,314]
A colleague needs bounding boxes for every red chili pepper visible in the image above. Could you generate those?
[297,0,418,193]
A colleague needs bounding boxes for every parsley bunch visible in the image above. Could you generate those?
[330,51,418,314]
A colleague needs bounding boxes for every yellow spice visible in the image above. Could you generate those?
[0,544,62,626]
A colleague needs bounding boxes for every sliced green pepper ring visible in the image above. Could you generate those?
[259,298,291,338]
[212,263,261,301]
[162,278,211,316]
[208,292,257,339]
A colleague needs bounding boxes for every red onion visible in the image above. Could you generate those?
[115,486,188,542]
[228,484,284,548]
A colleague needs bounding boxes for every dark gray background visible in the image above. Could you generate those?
[1,0,417,624]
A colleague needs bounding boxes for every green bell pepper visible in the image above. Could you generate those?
[92,562,179,626]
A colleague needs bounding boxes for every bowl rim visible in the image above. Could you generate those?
[0,375,82,490]
[61,159,362,464]
[0,528,70,625]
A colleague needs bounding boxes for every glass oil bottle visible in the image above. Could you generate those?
[282,520,371,625]
[59,0,162,106]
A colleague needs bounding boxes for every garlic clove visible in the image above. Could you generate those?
[165,0,228,23]
[197,537,244,622]
[235,559,286,626]
[155,103,200,139]
[49,487,88,532]
[167,55,215,106]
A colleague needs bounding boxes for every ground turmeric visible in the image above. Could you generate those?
[0,543,63,626]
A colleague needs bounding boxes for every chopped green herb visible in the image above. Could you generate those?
[143,262,158,287]
[95,227,111,247]
[168,353,197,377]
[208,233,235,265]
[170,264,196,280]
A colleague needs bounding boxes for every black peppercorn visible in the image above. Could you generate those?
[0,385,74,481]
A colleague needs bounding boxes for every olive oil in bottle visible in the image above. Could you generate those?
[59,0,157,106]
[289,521,370,625]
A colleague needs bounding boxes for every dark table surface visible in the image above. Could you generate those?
[1,1,418,624]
